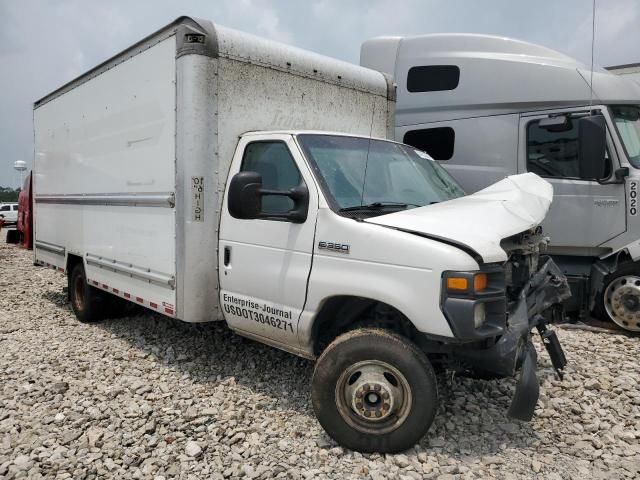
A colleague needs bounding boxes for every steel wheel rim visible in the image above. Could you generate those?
[335,359,412,434]
[604,275,640,332]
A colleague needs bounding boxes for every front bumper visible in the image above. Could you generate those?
[452,258,571,421]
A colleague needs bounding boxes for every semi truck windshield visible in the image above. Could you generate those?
[611,105,640,168]
[296,134,464,215]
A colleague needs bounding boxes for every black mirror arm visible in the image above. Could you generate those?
[615,167,630,182]
[259,186,305,200]
[595,167,629,185]
[256,184,309,223]
[259,189,292,197]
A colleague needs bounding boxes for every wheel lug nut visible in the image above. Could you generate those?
[364,411,371,417]
[382,392,389,399]
[355,390,363,398]
[383,403,390,410]
[374,384,381,391]
[356,401,363,409]
[375,411,382,418]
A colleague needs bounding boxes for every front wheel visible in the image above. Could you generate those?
[311,328,438,453]
[593,262,640,332]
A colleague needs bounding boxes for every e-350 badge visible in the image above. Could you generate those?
[318,241,350,254]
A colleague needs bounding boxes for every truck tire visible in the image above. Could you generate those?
[594,262,640,332]
[311,328,437,453]
[69,263,106,323]
[6,229,20,244]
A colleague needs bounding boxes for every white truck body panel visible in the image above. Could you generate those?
[34,17,393,323]
[300,206,480,342]
[366,173,553,263]
[34,36,178,314]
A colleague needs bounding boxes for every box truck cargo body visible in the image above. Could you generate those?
[34,18,569,452]
[34,17,393,324]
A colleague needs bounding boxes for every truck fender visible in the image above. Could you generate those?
[589,252,628,310]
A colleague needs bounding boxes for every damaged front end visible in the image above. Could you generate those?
[441,228,571,421]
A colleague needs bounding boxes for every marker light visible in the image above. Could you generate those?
[473,273,488,292]
[446,273,488,293]
[446,277,468,291]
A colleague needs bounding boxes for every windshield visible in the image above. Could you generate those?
[296,134,464,216]
[611,105,640,168]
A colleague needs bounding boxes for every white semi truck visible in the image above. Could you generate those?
[362,33,640,332]
[34,17,569,452]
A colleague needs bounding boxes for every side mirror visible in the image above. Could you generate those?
[228,171,263,219]
[228,171,309,223]
[578,114,608,180]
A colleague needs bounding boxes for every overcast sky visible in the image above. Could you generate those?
[1,0,639,187]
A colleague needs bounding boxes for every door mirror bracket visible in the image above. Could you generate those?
[614,167,630,183]
[228,171,309,223]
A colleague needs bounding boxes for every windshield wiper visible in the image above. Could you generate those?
[339,201,418,212]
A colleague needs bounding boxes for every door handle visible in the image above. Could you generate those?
[224,246,231,266]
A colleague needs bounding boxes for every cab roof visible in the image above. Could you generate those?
[361,33,640,124]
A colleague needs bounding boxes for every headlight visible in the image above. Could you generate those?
[440,265,507,340]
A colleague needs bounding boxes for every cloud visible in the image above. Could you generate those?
[0,0,639,186]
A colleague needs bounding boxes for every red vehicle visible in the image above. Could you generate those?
[5,172,32,248]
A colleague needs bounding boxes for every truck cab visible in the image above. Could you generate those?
[361,33,640,331]
[217,130,569,451]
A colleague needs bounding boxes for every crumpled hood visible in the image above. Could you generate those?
[365,173,553,263]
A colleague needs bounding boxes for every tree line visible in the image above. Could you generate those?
[0,187,21,203]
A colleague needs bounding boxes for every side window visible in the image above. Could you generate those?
[0,205,9,212]
[241,141,302,216]
[13,205,18,211]
[527,119,580,178]
[407,65,460,93]
[403,127,455,160]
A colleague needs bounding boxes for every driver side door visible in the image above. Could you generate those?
[518,109,626,251]
[219,135,318,346]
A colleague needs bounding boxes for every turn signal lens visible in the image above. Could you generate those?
[446,277,468,291]
[473,273,488,292]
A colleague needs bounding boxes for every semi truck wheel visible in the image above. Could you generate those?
[311,328,437,453]
[593,262,640,332]
[69,263,106,323]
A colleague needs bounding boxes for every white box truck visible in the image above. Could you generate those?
[34,17,569,452]
[361,33,640,332]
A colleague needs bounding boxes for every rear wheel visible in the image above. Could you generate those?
[69,263,106,323]
[311,328,437,453]
[594,262,640,332]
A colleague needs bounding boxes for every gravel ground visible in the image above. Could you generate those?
[1,242,639,480]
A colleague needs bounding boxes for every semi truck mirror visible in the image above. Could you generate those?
[228,171,263,219]
[578,114,608,180]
